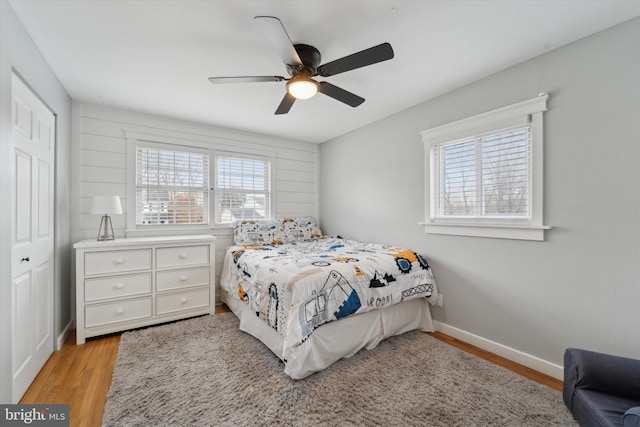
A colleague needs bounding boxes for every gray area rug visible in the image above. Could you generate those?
[103,313,577,426]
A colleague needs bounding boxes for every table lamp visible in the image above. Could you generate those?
[90,196,122,241]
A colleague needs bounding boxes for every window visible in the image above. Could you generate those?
[431,125,531,220]
[421,94,549,241]
[126,131,276,235]
[136,146,209,226]
[215,154,271,224]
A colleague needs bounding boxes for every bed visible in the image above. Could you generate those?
[220,217,439,379]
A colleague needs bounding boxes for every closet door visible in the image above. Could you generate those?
[11,74,55,403]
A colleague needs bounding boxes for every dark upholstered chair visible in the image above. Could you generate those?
[564,348,640,427]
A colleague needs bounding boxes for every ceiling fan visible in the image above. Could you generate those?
[208,16,394,115]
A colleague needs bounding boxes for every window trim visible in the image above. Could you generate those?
[420,94,550,241]
[126,139,214,236]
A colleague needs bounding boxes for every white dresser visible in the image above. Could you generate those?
[74,235,216,344]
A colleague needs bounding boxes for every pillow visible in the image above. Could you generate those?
[282,217,322,241]
[624,407,640,427]
[233,220,287,246]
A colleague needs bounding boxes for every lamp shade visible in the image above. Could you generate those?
[90,196,123,215]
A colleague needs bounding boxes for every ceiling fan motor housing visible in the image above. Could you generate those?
[290,44,322,76]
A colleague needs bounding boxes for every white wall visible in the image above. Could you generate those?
[72,102,318,300]
[320,18,640,374]
[0,0,72,403]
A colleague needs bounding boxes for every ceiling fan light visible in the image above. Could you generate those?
[287,79,318,100]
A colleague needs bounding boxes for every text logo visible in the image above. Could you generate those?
[0,405,69,426]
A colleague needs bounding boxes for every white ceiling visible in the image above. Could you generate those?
[8,0,640,143]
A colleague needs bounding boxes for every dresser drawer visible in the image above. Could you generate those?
[85,273,151,302]
[156,288,209,315]
[85,249,152,275]
[156,245,209,268]
[156,267,209,291]
[85,297,152,328]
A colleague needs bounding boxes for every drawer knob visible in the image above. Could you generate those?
[115,308,124,315]
[115,283,124,289]
[114,258,124,264]
[180,276,188,282]
[180,298,188,304]
[179,253,187,259]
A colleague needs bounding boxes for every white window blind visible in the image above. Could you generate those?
[215,155,270,224]
[431,125,531,221]
[136,147,209,225]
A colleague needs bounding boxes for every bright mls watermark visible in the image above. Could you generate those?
[0,405,68,426]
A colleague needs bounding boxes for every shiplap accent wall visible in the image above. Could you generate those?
[71,102,318,300]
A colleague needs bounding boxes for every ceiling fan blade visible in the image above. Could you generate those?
[208,76,286,84]
[254,16,303,67]
[275,92,296,115]
[317,42,394,77]
[318,82,365,107]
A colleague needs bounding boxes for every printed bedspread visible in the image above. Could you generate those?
[220,237,438,362]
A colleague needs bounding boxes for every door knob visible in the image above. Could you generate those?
[21,257,30,262]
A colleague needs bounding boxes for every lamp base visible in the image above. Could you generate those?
[97,214,116,241]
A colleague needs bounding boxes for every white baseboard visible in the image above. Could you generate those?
[56,320,74,350]
[433,320,563,380]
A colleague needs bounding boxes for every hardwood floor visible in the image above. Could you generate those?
[428,331,563,391]
[19,332,120,427]
[19,305,562,426]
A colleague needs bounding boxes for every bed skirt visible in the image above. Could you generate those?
[221,288,434,379]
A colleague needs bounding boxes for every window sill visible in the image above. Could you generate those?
[125,226,217,238]
[419,222,551,241]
